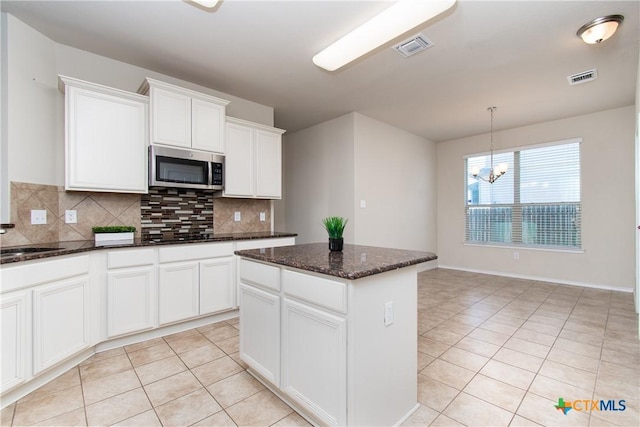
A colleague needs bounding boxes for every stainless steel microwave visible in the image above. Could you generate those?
[149,145,224,191]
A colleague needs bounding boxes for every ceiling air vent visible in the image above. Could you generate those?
[567,69,598,86]
[393,34,433,57]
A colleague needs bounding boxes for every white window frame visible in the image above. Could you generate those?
[464,138,582,251]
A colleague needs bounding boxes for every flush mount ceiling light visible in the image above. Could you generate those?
[190,0,219,9]
[312,0,457,71]
[577,15,624,44]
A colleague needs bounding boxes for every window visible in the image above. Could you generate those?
[465,139,581,249]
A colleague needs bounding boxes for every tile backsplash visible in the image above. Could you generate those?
[0,182,141,246]
[213,197,271,234]
[141,187,213,241]
[1,182,271,246]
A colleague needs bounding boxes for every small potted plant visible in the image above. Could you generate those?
[321,216,348,252]
[92,226,136,246]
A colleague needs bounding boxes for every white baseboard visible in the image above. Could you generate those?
[436,263,634,293]
[416,259,438,273]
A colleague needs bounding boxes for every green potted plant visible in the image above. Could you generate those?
[92,226,136,246]
[321,216,348,252]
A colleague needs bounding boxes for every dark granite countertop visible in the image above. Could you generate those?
[235,242,437,280]
[0,231,297,265]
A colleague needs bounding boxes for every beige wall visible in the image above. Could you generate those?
[1,14,274,223]
[353,113,436,251]
[283,112,436,252]
[6,14,61,189]
[283,113,355,244]
[437,106,636,291]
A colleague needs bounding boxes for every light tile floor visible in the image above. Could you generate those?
[1,268,638,426]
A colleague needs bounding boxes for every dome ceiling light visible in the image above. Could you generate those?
[190,0,219,9]
[577,15,624,44]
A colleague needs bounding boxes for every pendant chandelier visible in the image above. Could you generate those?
[471,107,508,184]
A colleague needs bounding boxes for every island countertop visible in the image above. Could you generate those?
[234,242,437,280]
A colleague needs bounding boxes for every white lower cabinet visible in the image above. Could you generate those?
[158,243,236,325]
[106,248,156,337]
[238,260,418,426]
[239,283,280,386]
[107,267,155,337]
[32,278,89,375]
[0,238,295,408]
[281,298,347,426]
[200,257,235,315]
[1,291,29,392]
[158,262,200,325]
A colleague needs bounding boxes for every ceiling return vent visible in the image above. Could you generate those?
[393,34,434,57]
[567,69,598,85]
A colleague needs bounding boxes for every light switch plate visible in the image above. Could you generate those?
[260,212,266,222]
[31,210,47,225]
[384,301,394,326]
[234,211,241,222]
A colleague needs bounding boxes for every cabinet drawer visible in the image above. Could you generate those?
[239,259,280,292]
[159,242,233,263]
[282,270,347,314]
[1,255,90,293]
[108,248,155,269]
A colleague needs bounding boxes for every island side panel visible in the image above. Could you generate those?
[347,266,418,426]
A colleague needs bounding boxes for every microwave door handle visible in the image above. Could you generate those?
[208,161,213,188]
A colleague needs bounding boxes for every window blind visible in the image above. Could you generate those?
[465,139,581,249]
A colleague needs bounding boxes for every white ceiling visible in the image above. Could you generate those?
[2,0,638,142]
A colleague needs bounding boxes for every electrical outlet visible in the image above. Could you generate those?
[259,212,266,222]
[360,199,367,208]
[65,210,77,224]
[513,251,519,260]
[234,211,241,222]
[31,210,47,225]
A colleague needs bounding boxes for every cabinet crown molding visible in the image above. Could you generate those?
[226,116,286,134]
[58,75,149,103]
[138,77,230,106]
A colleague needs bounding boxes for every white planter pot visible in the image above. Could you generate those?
[94,232,134,246]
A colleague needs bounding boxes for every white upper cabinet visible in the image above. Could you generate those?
[150,86,191,148]
[139,78,229,154]
[223,117,285,199]
[255,129,283,198]
[192,98,226,153]
[60,76,149,194]
[225,121,255,196]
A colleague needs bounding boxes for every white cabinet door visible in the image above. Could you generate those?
[223,118,284,200]
[200,257,235,315]
[63,79,148,193]
[150,86,191,148]
[107,267,155,337]
[1,291,28,392]
[255,129,282,199]
[158,262,199,325]
[281,298,347,426]
[33,278,89,375]
[224,122,254,197]
[192,98,225,153]
[239,283,280,386]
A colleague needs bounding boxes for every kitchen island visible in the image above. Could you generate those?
[235,243,437,426]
